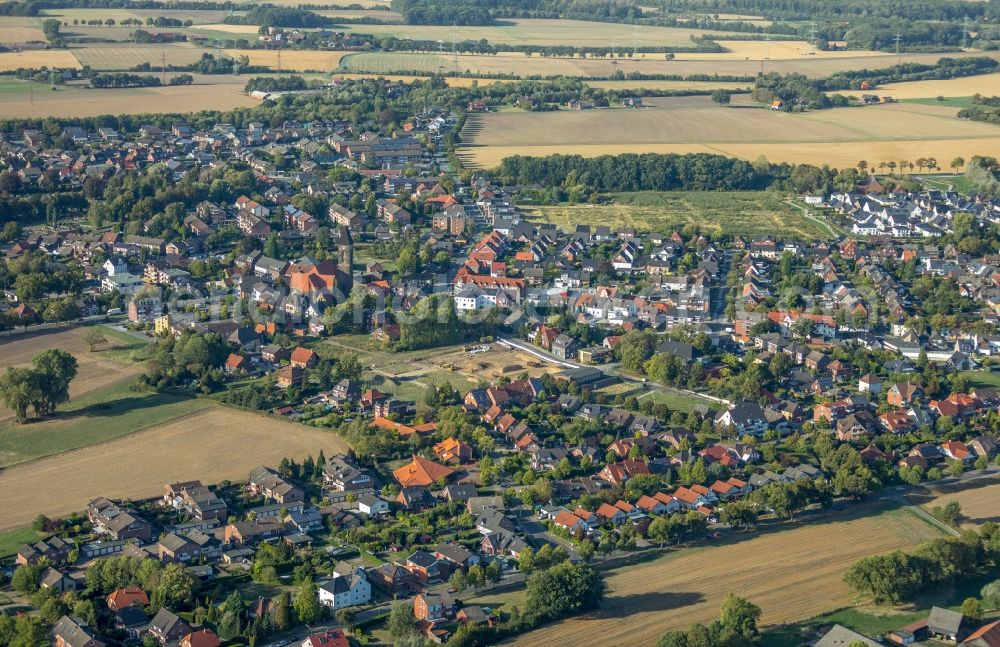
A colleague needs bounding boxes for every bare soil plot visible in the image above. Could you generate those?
[0,17,46,44]
[225,48,350,71]
[506,507,941,647]
[0,79,257,118]
[458,97,1000,169]
[0,49,81,71]
[0,405,349,531]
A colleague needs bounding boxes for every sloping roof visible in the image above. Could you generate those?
[814,624,879,647]
[964,620,1000,647]
[393,455,456,487]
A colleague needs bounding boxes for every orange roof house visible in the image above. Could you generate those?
[181,629,221,647]
[107,586,149,611]
[433,437,473,465]
[393,455,456,487]
[290,346,318,368]
[373,417,437,438]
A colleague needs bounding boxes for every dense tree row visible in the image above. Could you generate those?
[844,523,1000,603]
[90,73,161,88]
[223,6,335,28]
[494,152,843,196]
[0,349,78,423]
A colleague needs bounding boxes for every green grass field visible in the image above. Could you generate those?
[902,96,975,109]
[959,370,1000,390]
[527,191,828,239]
[638,387,720,414]
[0,526,43,558]
[0,382,213,468]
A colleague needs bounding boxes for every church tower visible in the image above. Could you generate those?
[337,225,354,294]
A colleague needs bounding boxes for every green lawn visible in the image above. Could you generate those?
[901,96,975,109]
[0,382,213,468]
[637,388,719,414]
[0,526,43,559]
[527,191,828,239]
[959,370,1000,390]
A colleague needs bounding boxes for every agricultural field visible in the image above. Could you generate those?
[0,405,350,531]
[0,48,81,71]
[840,72,1000,100]
[0,77,257,118]
[314,9,402,21]
[0,17,45,44]
[226,48,351,71]
[341,47,995,80]
[338,18,744,47]
[0,327,142,417]
[586,79,751,92]
[507,505,942,647]
[527,191,828,239]
[71,42,206,70]
[913,475,1000,529]
[458,96,1000,170]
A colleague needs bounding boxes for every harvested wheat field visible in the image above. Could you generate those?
[0,405,349,530]
[915,475,1000,529]
[586,79,751,92]
[71,42,205,70]
[0,49,80,71]
[458,96,1000,169]
[226,48,350,71]
[841,72,1000,100]
[338,19,743,47]
[343,49,998,80]
[0,17,46,44]
[0,80,257,118]
[0,327,141,412]
[507,507,941,647]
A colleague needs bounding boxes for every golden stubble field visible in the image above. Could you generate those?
[226,48,351,71]
[0,78,258,118]
[345,49,999,80]
[841,72,1000,100]
[0,405,350,530]
[458,96,1000,169]
[506,507,942,647]
[915,475,1000,529]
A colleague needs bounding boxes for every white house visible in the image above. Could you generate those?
[103,257,127,276]
[318,565,371,610]
[715,401,769,437]
[357,493,389,517]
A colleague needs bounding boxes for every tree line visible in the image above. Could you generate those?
[843,521,1000,604]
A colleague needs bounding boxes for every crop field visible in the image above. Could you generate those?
[315,9,402,21]
[338,19,743,47]
[0,78,257,118]
[458,96,1000,169]
[39,7,142,22]
[0,48,81,71]
[585,79,751,92]
[840,72,1000,100]
[196,22,264,34]
[72,42,206,69]
[527,191,826,238]
[341,48,995,79]
[507,505,942,647]
[913,475,1000,529]
[226,48,351,71]
[0,17,45,43]
[0,405,350,530]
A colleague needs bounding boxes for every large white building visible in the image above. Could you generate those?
[318,564,371,610]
